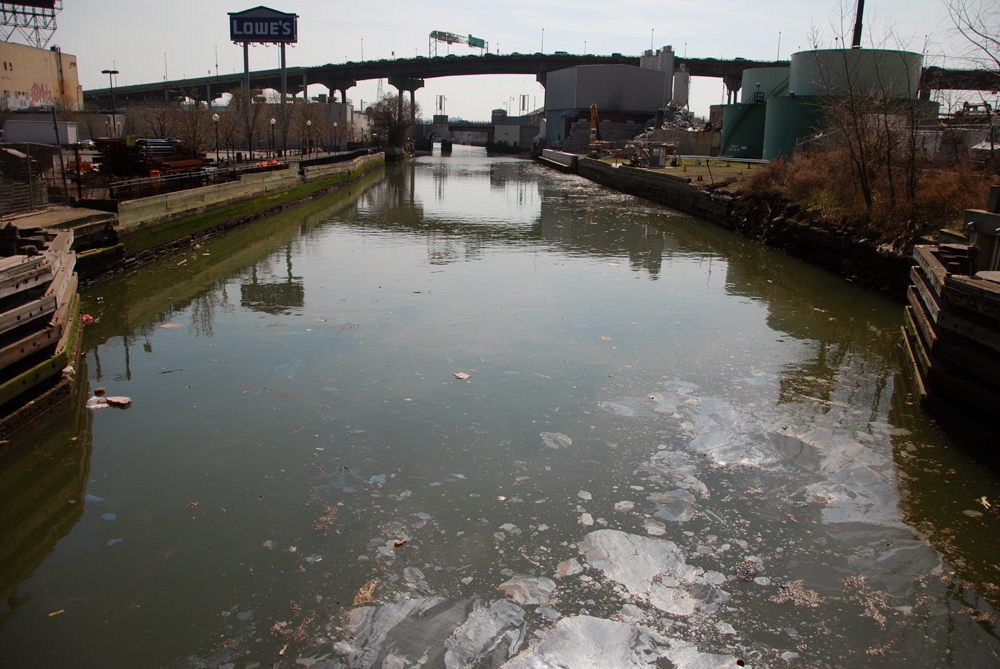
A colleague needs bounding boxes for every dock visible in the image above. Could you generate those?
[901,185,1000,430]
[0,222,83,438]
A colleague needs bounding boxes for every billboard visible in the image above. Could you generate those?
[16,1,57,8]
[229,7,297,43]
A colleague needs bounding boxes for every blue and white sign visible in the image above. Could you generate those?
[229,6,298,43]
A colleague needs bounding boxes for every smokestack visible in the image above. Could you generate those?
[851,0,865,48]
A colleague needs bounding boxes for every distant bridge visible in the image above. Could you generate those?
[82,53,997,111]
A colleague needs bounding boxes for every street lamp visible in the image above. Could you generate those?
[212,113,220,163]
[333,121,338,151]
[101,69,119,137]
[306,119,312,156]
[270,117,276,159]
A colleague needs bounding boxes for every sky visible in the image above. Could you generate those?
[40,0,983,121]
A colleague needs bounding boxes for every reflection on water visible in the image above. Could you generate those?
[0,381,91,631]
[1,147,999,667]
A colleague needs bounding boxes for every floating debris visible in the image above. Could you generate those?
[734,561,758,582]
[353,579,379,606]
[770,580,823,607]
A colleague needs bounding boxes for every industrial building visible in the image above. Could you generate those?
[720,47,930,160]
[541,46,691,148]
[0,41,82,111]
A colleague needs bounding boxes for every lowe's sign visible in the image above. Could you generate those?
[229,6,298,43]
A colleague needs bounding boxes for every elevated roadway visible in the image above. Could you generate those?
[82,53,998,110]
[82,53,789,107]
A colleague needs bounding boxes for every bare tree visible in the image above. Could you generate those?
[369,93,418,147]
[216,106,239,161]
[230,86,267,157]
[126,103,176,139]
[291,102,326,155]
[173,92,212,158]
[947,0,1000,169]
[948,0,1000,71]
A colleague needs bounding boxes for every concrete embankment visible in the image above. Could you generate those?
[539,152,913,297]
[77,152,385,280]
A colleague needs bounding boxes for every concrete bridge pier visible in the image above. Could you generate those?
[723,73,742,103]
[388,75,424,124]
[315,79,357,105]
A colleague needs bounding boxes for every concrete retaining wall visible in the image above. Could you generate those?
[541,149,578,169]
[117,153,383,233]
[575,158,732,226]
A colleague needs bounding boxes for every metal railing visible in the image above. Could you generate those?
[108,161,290,202]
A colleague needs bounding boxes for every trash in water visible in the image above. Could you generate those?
[305,555,322,564]
[735,561,758,582]
[105,396,133,408]
[577,491,592,501]
[85,397,108,410]
[353,579,379,605]
[579,513,594,526]
[84,494,104,502]
[101,513,116,521]
[615,501,635,512]
[368,474,386,485]
[81,314,94,324]
[107,539,121,546]
[453,372,471,380]
[263,540,276,550]
[159,323,183,329]
[94,387,106,395]
[540,432,572,449]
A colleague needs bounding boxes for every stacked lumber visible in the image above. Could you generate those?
[902,186,1000,425]
[0,224,80,436]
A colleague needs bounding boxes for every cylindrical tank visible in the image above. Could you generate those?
[656,46,674,74]
[761,95,826,160]
[721,102,767,159]
[788,48,922,98]
[673,68,690,108]
[740,67,790,102]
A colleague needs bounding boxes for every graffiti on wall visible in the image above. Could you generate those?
[29,82,52,107]
[2,82,55,109]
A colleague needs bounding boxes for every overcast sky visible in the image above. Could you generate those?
[47,0,979,120]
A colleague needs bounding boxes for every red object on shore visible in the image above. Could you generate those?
[81,314,94,324]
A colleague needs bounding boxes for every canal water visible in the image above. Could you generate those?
[3,147,1000,668]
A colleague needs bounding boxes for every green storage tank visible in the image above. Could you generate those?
[761,95,826,160]
[721,102,767,159]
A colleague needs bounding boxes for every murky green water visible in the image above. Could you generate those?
[4,147,1000,668]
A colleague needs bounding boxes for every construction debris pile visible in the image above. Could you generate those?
[631,104,702,144]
